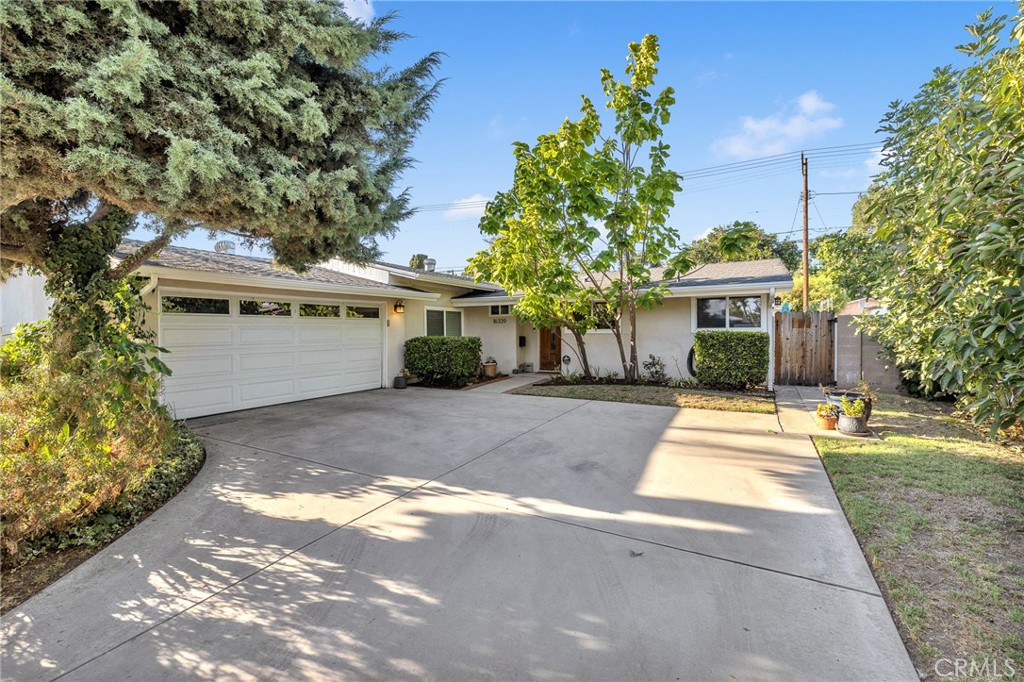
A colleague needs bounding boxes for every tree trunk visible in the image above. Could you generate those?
[628,299,639,382]
[568,328,593,379]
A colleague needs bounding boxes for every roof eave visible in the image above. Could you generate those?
[134,264,441,301]
[378,265,501,291]
[662,280,794,296]
[450,295,521,308]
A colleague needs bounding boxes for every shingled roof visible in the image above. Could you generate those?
[115,240,401,291]
[660,259,792,288]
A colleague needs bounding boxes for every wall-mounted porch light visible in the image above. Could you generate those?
[393,300,405,314]
[774,296,783,307]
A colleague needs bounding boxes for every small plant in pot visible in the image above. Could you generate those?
[482,356,498,378]
[815,403,838,430]
[394,368,412,389]
[838,396,869,435]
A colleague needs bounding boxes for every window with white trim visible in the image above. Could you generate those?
[426,309,462,336]
[489,304,511,316]
[696,296,763,329]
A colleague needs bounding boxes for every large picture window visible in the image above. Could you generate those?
[696,296,763,330]
[426,309,462,336]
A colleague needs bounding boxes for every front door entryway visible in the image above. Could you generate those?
[539,327,561,371]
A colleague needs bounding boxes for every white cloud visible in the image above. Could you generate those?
[444,194,491,220]
[864,148,883,178]
[341,0,374,24]
[487,114,530,140]
[713,90,844,160]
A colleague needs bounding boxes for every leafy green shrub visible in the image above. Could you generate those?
[404,336,482,388]
[0,325,173,556]
[693,330,769,390]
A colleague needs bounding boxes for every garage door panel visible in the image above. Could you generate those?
[239,378,296,405]
[238,326,294,346]
[299,348,344,368]
[343,324,382,343]
[164,384,234,419]
[164,352,234,379]
[160,295,384,417]
[297,374,345,396]
[298,325,343,344]
[162,324,232,348]
[239,351,295,373]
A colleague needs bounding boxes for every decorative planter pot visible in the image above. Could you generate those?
[482,363,497,378]
[393,376,407,389]
[823,389,873,422]
[837,414,868,435]
[816,414,838,430]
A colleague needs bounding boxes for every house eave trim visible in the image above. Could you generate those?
[134,264,441,300]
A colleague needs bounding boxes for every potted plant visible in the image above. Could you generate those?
[823,384,874,422]
[394,368,411,389]
[815,403,838,430]
[838,396,869,434]
[482,356,498,378]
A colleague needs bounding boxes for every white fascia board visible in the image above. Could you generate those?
[449,295,521,308]
[378,265,501,291]
[135,264,441,301]
[662,280,794,297]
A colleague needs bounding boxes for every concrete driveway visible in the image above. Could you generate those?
[2,388,915,681]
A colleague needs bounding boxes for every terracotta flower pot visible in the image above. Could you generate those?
[483,363,497,378]
[816,414,838,430]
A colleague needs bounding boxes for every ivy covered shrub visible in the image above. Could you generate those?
[404,336,482,388]
[694,330,770,390]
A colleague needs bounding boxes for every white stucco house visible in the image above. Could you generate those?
[0,241,792,419]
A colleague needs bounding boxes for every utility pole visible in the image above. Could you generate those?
[801,152,810,311]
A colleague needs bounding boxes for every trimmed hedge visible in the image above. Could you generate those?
[404,336,482,388]
[694,330,770,390]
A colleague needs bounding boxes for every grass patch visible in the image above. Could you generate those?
[816,394,1024,676]
[1,423,205,614]
[511,382,776,414]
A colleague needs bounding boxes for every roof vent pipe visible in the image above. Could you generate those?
[214,240,236,255]
[424,257,436,272]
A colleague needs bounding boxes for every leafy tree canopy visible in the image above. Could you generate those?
[859,6,1023,429]
[1,0,441,280]
[689,221,802,272]
[408,253,428,269]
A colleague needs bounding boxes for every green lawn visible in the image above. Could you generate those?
[816,394,1024,673]
[511,383,776,414]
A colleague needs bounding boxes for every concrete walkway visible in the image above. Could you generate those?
[2,390,914,681]
[463,371,548,393]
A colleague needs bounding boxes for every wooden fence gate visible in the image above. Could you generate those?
[774,311,835,386]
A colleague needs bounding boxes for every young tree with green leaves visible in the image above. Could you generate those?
[860,6,1023,429]
[470,35,695,382]
[689,221,802,272]
[408,253,429,269]
[1,0,440,351]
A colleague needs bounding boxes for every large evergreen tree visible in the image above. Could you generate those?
[1,0,440,286]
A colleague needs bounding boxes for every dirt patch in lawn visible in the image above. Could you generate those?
[511,382,776,414]
[817,394,1024,678]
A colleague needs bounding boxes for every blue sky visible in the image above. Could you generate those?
[147,1,1001,270]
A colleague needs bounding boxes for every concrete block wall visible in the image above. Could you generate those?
[834,315,901,391]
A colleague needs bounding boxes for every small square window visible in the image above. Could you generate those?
[490,304,511,316]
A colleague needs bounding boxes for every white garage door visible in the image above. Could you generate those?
[158,293,384,419]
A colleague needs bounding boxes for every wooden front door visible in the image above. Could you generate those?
[539,327,561,371]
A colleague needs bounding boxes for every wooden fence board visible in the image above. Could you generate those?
[774,311,835,386]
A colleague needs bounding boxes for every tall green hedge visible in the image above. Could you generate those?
[694,330,770,390]
[404,336,482,388]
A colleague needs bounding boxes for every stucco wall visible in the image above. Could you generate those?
[1,271,51,340]
[834,315,901,391]
[463,306,517,373]
[564,297,696,380]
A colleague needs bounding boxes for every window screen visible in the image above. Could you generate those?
[445,311,462,336]
[426,309,445,336]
